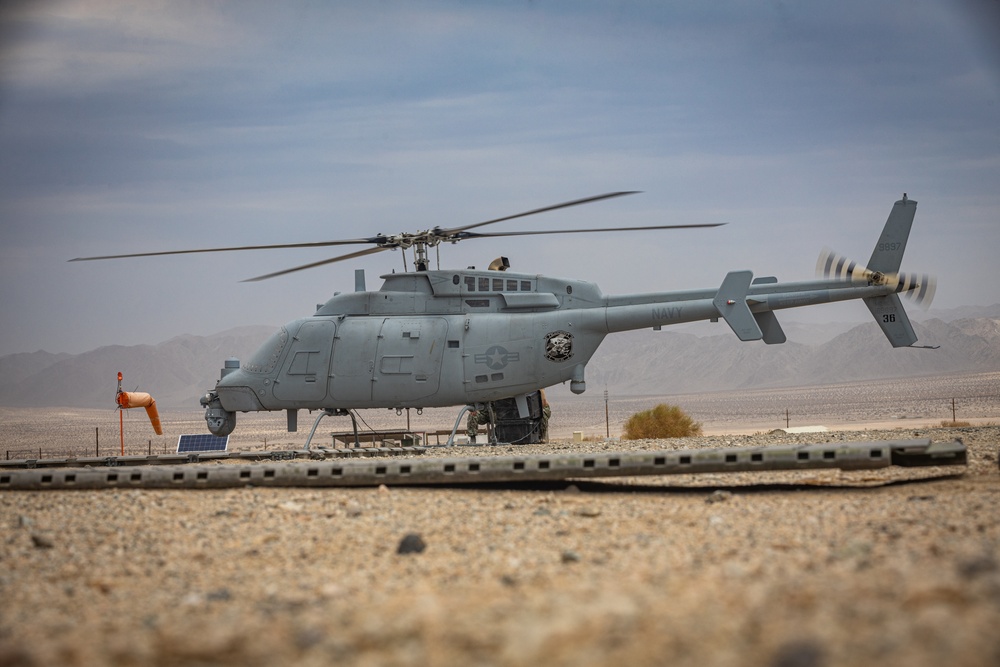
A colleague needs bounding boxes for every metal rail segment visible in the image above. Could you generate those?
[0,439,965,491]
[0,446,423,470]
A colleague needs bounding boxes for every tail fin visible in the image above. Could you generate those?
[862,195,920,348]
[817,195,936,348]
[867,194,916,273]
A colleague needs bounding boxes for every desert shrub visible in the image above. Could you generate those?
[940,420,972,428]
[623,404,702,439]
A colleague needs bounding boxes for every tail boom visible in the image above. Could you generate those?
[597,195,932,349]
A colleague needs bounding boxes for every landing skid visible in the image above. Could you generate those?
[303,408,360,450]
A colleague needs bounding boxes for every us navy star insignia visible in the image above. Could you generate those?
[475,346,519,370]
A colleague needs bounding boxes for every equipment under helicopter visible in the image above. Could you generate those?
[71,191,936,440]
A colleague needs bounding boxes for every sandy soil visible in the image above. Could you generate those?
[0,427,997,666]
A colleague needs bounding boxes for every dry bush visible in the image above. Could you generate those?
[940,420,972,427]
[623,404,702,439]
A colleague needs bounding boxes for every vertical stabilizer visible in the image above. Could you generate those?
[864,293,917,348]
[714,271,763,341]
[867,195,916,273]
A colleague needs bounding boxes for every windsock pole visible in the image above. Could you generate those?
[118,372,125,455]
[116,371,163,455]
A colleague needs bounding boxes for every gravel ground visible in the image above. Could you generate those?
[4,370,998,457]
[1,425,998,667]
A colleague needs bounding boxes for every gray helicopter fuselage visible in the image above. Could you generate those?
[200,196,929,437]
[70,191,935,438]
[211,266,900,418]
[71,191,930,439]
[216,270,609,413]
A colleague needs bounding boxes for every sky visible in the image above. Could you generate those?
[1,0,998,357]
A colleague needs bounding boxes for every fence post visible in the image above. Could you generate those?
[952,398,957,423]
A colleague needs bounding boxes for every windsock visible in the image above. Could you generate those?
[116,390,163,435]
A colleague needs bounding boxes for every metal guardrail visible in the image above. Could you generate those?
[0,439,966,491]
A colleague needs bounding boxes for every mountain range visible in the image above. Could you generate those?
[566,314,1000,398]
[2,307,998,409]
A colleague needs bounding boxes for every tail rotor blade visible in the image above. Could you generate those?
[899,272,937,309]
[816,248,874,282]
[817,247,837,278]
[819,249,936,309]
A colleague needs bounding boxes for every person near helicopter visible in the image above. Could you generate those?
[466,403,496,444]
[539,389,551,443]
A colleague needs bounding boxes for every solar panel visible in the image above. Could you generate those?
[177,433,230,453]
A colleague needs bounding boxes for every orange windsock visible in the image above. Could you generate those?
[116,391,163,435]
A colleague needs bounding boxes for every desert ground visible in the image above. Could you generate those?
[3,371,999,458]
[1,372,998,666]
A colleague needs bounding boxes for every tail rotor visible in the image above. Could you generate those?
[817,248,936,309]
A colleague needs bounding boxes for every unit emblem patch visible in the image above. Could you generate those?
[544,331,574,362]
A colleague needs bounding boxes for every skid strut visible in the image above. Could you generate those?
[304,409,360,450]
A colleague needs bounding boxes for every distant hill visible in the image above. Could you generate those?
[0,326,275,409]
[553,316,1000,398]
[2,310,999,409]
[0,350,72,385]
[917,303,1000,323]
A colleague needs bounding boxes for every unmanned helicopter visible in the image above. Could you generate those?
[71,191,936,441]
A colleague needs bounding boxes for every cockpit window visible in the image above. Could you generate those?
[244,327,288,373]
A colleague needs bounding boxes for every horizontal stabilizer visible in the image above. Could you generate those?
[714,271,763,341]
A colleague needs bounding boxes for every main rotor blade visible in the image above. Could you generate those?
[455,222,726,240]
[440,191,641,236]
[241,246,388,282]
[69,237,379,262]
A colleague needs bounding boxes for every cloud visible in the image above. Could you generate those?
[0,0,997,355]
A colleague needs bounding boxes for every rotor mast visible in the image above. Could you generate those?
[388,229,441,271]
[411,233,433,271]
